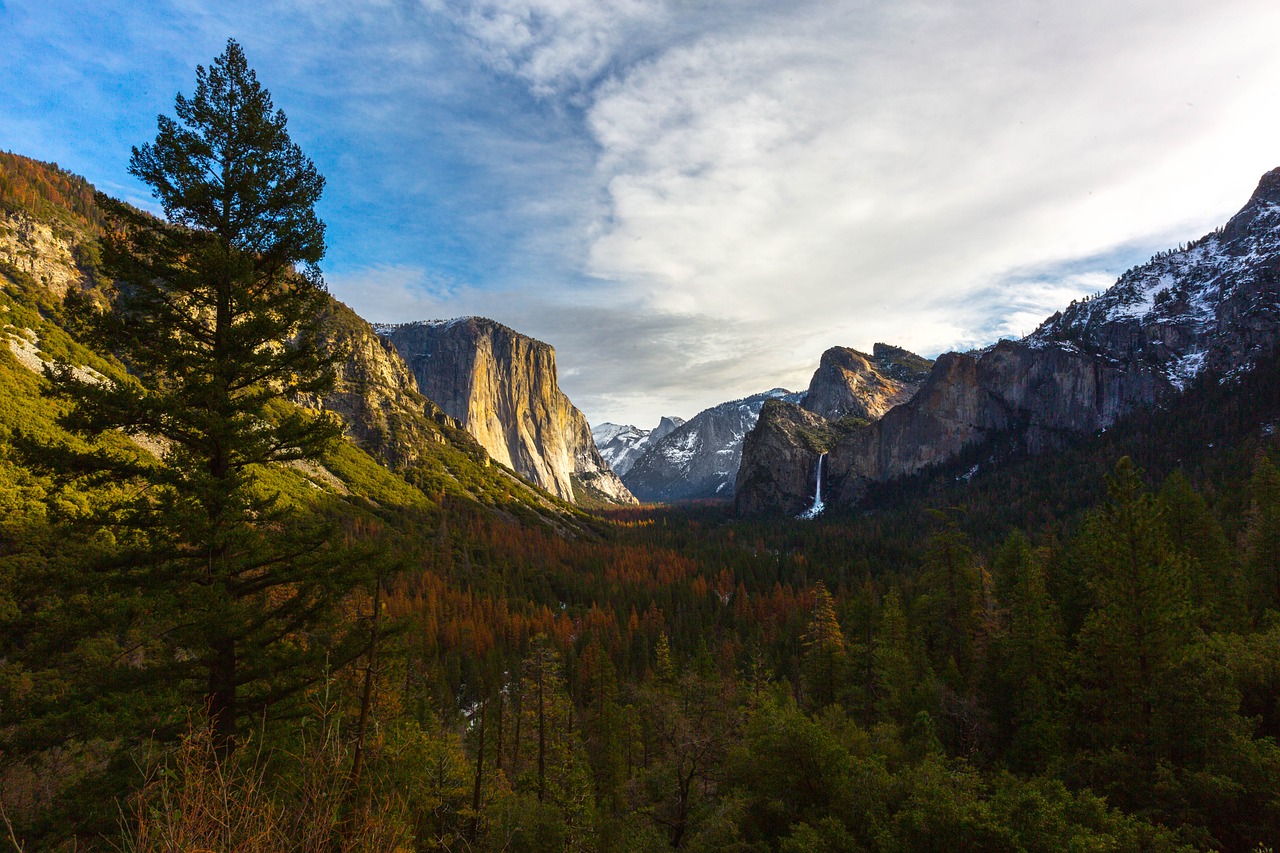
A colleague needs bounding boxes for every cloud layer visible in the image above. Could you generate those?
[6,0,1280,426]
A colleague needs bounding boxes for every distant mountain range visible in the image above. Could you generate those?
[15,146,1280,519]
[619,389,804,502]
[592,417,685,477]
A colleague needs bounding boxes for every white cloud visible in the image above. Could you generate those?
[334,0,1280,426]
[504,0,1280,423]
[436,0,673,98]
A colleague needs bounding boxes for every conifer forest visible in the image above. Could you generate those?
[3,40,1280,853]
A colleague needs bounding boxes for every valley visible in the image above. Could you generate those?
[4,51,1280,852]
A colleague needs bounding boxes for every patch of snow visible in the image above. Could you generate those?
[372,317,475,336]
[1168,350,1208,390]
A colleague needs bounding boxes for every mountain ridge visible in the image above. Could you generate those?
[736,166,1280,515]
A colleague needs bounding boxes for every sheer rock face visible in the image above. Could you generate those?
[803,344,930,421]
[734,344,931,515]
[739,336,1170,514]
[377,317,635,504]
[734,401,837,516]
[823,342,1167,504]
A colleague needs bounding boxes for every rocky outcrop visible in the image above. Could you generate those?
[734,344,931,515]
[803,344,930,421]
[593,416,685,477]
[301,301,483,471]
[820,341,1166,505]
[735,400,842,516]
[624,389,802,502]
[739,338,1171,515]
[378,317,635,504]
[1031,167,1280,387]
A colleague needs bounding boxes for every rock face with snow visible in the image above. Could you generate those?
[1030,167,1280,385]
[378,317,636,505]
[592,416,685,477]
[624,390,802,502]
[737,167,1280,515]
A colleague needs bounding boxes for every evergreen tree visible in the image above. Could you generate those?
[991,530,1065,770]
[513,636,594,845]
[1158,469,1242,630]
[871,588,918,726]
[1244,452,1280,619]
[1069,458,1197,793]
[41,39,355,750]
[801,581,848,709]
[915,521,983,691]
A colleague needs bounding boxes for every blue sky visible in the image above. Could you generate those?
[5,0,1280,427]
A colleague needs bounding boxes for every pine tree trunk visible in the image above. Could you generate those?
[208,637,237,753]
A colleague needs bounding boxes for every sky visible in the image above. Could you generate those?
[4,0,1280,428]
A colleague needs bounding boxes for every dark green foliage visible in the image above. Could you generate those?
[8,43,1280,851]
[1244,452,1280,616]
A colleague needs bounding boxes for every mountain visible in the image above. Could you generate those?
[623,389,802,502]
[377,317,636,506]
[592,416,684,476]
[735,343,932,515]
[1030,167,1280,384]
[737,167,1280,515]
[0,151,574,519]
[803,343,932,422]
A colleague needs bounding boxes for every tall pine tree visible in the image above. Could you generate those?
[44,39,356,750]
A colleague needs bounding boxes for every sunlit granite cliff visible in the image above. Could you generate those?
[377,317,636,505]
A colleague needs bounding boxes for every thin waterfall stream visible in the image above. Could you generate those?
[797,452,826,519]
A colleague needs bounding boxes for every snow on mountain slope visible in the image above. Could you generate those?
[1030,167,1280,389]
[591,416,685,477]
[623,389,802,502]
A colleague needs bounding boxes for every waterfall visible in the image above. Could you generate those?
[797,452,826,520]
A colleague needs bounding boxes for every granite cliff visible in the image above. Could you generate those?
[378,317,635,505]
[734,344,931,514]
[300,302,484,472]
[804,343,931,421]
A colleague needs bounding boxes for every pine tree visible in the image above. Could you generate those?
[991,530,1065,770]
[1070,458,1196,777]
[42,39,355,750]
[871,588,917,725]
[1244,452,1280,619]
[916,521,982,691]
[801,581,847,709]
[1157,469,1242,630]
